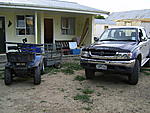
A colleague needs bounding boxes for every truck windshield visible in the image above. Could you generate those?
[99,28,138,41]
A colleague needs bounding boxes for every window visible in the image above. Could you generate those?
[99,28,138,41]
[16,15,35,35]
[61,17,75,35]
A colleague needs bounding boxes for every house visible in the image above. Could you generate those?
[0,0,109,53]
[94,19,116,37]
[107,9,150,36]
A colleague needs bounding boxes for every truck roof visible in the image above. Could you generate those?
[109,26,144,29]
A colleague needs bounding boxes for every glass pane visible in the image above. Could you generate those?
[26,27,34,35]
[16,29,25,35]
[61,17,75,35]
[68,18,75,35]
[26,16,35,35]
[99,28,138,41]
[62,18,69,29]
[17,16,25,27]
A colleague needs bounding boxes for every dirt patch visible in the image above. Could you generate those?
[0,65,150,113]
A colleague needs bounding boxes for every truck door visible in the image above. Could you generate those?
[139,28,149,63]
[141,28,149,57]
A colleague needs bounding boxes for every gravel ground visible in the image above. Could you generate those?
[0,67,150,113]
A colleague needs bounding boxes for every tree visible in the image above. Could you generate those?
[95,15,105,19]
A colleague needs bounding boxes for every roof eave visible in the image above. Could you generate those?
[0,2,109,15]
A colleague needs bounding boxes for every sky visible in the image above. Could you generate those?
[65,0,150,13]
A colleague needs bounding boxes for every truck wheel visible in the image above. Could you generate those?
[41,62,44,74]
[4,68,12,85]
[85,69,95,79]
[34,66,41,85]
[128,60,140,85]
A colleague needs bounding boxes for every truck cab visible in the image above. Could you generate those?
[80,26,150,85]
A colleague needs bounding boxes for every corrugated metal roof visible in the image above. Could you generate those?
[107,9,150,20]
[0,0,109,15]
[95,19,116,25]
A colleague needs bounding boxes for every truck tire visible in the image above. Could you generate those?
[128,60,140,85]
[4,68,12,85]
[34,66,41,85]
[41,62,44,74]
[85,69,95,79]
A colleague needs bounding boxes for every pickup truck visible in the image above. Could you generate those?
[80,26,150,85]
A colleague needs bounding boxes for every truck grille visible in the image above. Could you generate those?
[90,50,116,56]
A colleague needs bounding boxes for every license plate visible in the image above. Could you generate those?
[96,64,107,70]
[16,63,26,66]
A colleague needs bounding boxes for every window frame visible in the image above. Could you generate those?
[61,17,75,35]
[16,15,35,36]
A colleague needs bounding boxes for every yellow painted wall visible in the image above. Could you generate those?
[116,20,141,26]
[0,10,35,43]
[39,12,93,45]
[0,9,94,47]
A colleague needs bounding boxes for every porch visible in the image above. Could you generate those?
[0,8,95,54]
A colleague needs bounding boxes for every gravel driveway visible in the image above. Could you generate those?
[0,65,150,113]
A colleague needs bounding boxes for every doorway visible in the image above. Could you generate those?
[44,19,53,43]
[0,17,6,53]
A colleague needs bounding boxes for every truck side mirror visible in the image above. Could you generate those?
[94,37,99,42]
[141,37,147,41]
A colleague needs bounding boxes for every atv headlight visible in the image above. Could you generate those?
[81,51,89,57]
[116,52,132,59]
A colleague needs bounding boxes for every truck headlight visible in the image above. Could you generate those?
[116,52,132,59]
[81,51,89,57]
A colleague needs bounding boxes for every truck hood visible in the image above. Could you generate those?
[84,41,138,52]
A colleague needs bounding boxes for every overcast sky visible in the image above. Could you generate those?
[65,0,150,13]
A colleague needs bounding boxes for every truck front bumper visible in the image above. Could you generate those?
[80,58,135,73]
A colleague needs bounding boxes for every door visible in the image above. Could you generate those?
[0,17,6,53]
[139,28,149,65]
[44,19,53,43]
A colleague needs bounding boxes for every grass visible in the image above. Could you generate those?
[74,75,86,81]
[76,88,82,90]
[96,92,101,96]
[74,94,91,103]
[40,100,47,103]
[141,68,150,76]
[96,85,108,90]
[43,67,60,75]
[63,62,83,71]
[141,68,150,72]
[83,106,92,111]
[61,68,74,75]
[43,62,83,75]
[82,88,95,94]
[58,88,65,92]
[143,72,150,76]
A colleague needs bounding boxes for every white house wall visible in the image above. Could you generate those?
[141,22,150,37]
[94,24,116,37]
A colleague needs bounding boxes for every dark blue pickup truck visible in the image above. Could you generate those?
[80,26,150,85]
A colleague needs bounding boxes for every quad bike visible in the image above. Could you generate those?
[4,41,44,85]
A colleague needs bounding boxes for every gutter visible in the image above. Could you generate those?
[0,2,109,15]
